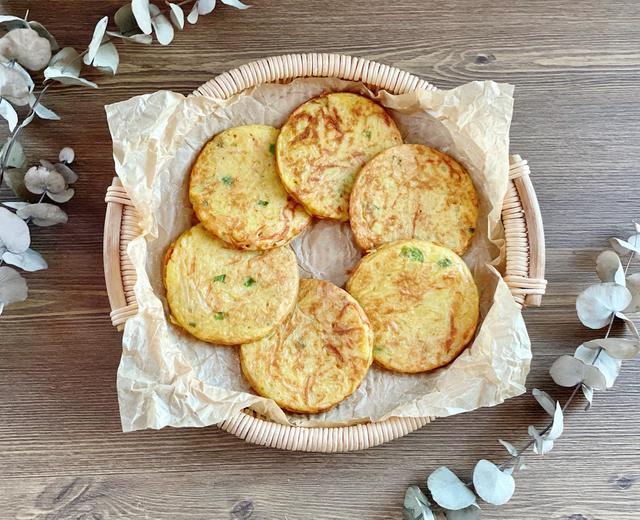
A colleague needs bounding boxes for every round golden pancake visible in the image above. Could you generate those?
[240,279,373,413]
[164,224,299,345]
[276,92,403,221]
[350,144,478,255]
[189,125,311,250]
[346,240,479,373]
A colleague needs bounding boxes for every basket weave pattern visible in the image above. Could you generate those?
[103,53,546,452]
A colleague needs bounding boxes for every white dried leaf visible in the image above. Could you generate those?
[44,47,81,78]
[582,337,640,360]
[53,162,78,184]
[0,206,30,253]
[17,109,35,130]
[187,4,199,23]
[168,3,185,29]
[28,93,60,120]
[91,41,119,75]
[576,282,632,329]
[528,425,554,455]
[625,273,640,313]
[2,248,47,272]
[615,311,640,338]
[0,266,28,314]
[28,21,59,51]
[403,486,435,520]
[0,98,18,131]
[24,166,66,195]
[1,202,29,210]
[1,138,26,169]
[427,467,476,511]
[106,30,153,44]
[58,147,75,164]
[498,439,518,457]
[0,15,29,28]
[582,384,593,411]
[546,402,564,441]
[596,250,625,285]
[0,27,52,71]
[0,65,30,106]
[472,459,515,506]
[45,73,98,88]
[574,345,621,389]
[132,0,153,34]
[444,505,481,520]
[197,0,217,15]
[149,5,175,45]
[549,354,607,390]
[531,388,556,416]
[221,0,251,9]
[83,16,109,64]
[46,188,75,203]
[610,235,640,255]
[16,203,68,226]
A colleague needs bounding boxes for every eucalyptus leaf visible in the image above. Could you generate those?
[635,222,640,234]
[532,388,556,416]
[0,98,18,131]
[106,30,153,44]
[149,5,174,45]
[0,15,29,28]
[45,74,98,89]
[91,41,119,74]
[197,0,217,15]
[596,250,625,285]
[582,384,594,411]
[574,345,621,389]
[1,138,26,169]
[221,0,251,8]
[132,0,153,35]
[403,486,435,520]
[53,162,78,184]
[28,21,59,51]
[187,4,199,24]
[168,3,185,29]
[2,248,47,272]
[3,167,37,201]
[18,109,35,129]
[1,201,29,210]
[582,337,640,360]
[29,94,60,120]
[114,4,138,34]
[498,439,518,457]
[527,425,554,455]
[16,203,68,226]
[0,265,28,314]
[625,273,640,313]
[46,188,75,203]
[472,459,515,506]
[546,402,564,441]
[444,505,481,520]
[44,47,81,78]
[576,282,632,329]
[83,16,109,64]
[24,166,66,195]
[610,235,640,256]
[58,147,75,164]
[427,467,476,511]
[549,354,607,390]
[615,312,640,338]
[0,206,30,253]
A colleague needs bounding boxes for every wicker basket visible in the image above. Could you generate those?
[103,53,547,452]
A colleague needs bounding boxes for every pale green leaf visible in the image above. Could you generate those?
[91,41,119,74]
[168,3,185,29]
[625,273,640,313]
[472,459,515,506]
[574,345,621,389]
[576,282,632,329]
[83,16,109,64]
[532,388,556,416]
[16,203,68,226]
[0,206,30,253]
[132,0,153,34]
[403,486,435,520]
[610,235,640,256]
[149,5,174,45]
[615,311,640,338]
[106,30,153,44]
[221,0,251,9]
[427,467,476,511]
[582,337,640,360]
[596,250,625,285]
[582,384,593,411]
[44,47,81,78]
[1,138,26,169]
[545,402,564,441]
[0,98,18,131]
[2,248,47,272]
[444,505,481,520]
[0,266,28,313]
[187,4,199,23]
[58,147,75,164]
[29,94,60,120]
[498,439,518,457]
[197,0,216,15]
[549,354,607,390]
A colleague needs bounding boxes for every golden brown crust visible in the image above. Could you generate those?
[189,125,311,250]
[346,239,479,373]
[164,224,299,345]
[276,93,403,221]
[349,144,478,255]
[240,279,373,413]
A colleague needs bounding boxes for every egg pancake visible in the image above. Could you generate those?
[350,144,478,254]
[164,224,299,345]
[189,125,311,250]
[240,279,373,413]
[276,92,403,221]
[346,240,479,373]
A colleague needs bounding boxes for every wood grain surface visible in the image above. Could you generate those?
[1,1,640,519]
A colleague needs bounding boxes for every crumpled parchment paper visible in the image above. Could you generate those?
[105,77,531,431]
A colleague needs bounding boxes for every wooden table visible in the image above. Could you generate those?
[2,1,639,518]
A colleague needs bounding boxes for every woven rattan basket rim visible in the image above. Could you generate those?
[103,53,546,452]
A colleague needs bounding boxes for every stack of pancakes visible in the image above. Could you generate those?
[164,92,479,414]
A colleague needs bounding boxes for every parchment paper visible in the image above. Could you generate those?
[105,78,531,431]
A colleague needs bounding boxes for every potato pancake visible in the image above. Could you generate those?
[346,240,478,373]
[189,125,311,250]
[350,144,478,254]
[240,279,373,413]
[276,92,402,221]
[164,224,299,345]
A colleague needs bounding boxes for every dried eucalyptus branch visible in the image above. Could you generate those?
[404,223,640,520]
[0,1,250,314]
